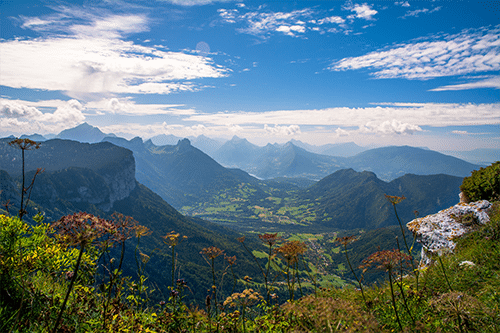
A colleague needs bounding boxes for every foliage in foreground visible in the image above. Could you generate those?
[460,161,500,202]
[1,200,499,332]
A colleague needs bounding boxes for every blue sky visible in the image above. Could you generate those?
[1,0,499,151]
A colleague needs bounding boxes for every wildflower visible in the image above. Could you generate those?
[176,278,187,287]
[164,230,187,247]
[201,246,224,259]
[52,212,115,247]
[225,255,237,266]
[276,240,308,265]
[134,224,151,238]
[110,213,139,243]
[360,249,412,273]
[258,233,281,246]
[237,236,246,243]
[337,235,357,247]
[385,194,406,205]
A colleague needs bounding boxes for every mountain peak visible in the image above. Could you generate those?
[57,122,109,143]
[177,138,191,147]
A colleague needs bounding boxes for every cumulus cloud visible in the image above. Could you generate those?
[264,124,301,136]
[430,76,500,91]
[0,100,44,119]
[345,3,378,20]
[360,119,422,135]
[330,25,500,80]
[317,16,345,25]
[0,9,228,97]
[218,6,354,38]
[0,99,86,134]
[335,127,349,137]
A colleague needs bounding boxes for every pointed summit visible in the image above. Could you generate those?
[57,122,115,143]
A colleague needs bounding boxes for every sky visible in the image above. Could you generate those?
[0,0,499,151]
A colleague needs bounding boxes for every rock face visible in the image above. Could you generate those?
[407,200,492,266]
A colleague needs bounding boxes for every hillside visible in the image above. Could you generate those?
[102,136,267,209]
[295,169,463,229]
[347,145,480,181]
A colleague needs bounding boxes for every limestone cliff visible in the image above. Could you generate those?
[407,199,492,266]
[0,139,136,213]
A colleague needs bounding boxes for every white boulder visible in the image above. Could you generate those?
[407,200,491,266]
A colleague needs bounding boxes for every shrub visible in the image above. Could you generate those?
[460,161,500,202]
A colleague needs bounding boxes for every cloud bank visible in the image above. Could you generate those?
[331,25,500,79]
[0,8,228,97]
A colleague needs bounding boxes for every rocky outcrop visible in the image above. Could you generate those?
[98,153,136,209]
[0,139,137,213]
[407,200,492,266]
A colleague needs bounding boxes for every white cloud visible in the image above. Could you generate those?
[430,76,500,91]
[276,25,306,37]
[0,9,228,97]
[264,124,301,136]
[0,99,86,134]
[401,6,441,19]
[0,100,44,119]
[395,2,410,7]
[346,3,378,20]
[360,119,422,135]
[317,16,345,25]
[218,7,355,38]
[331,26,500,80]
[158,0,235,6]
[186,102,500,128]
[335,127,349,137]
[452,130,469,135]
[85,98,195,115]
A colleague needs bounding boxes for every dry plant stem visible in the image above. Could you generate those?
[388,269,404,332]
[264,242,273,303]
[301,256,318,296]
[102,240,126,330]
[52,243,85,333]
[396,238,415,325]
[438,256,453,292]
[392,203,420,290]
[343,243,367,304]
[171,245,176,288]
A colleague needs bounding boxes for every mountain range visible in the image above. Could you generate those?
[19,123,497,171]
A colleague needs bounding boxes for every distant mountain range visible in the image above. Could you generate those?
[210,136,480,181]
[101,136,267,209]
[13,124,496,177]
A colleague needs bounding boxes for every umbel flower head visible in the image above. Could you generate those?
[258,233,281,246]
[201,246,224,260]
[337,235,358,247]
[385,194,406,205]
[52,212,115,247]
[360,249,412,273]
[276,240,308,264]
[223,288,263,308]
[164,230,187,247]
